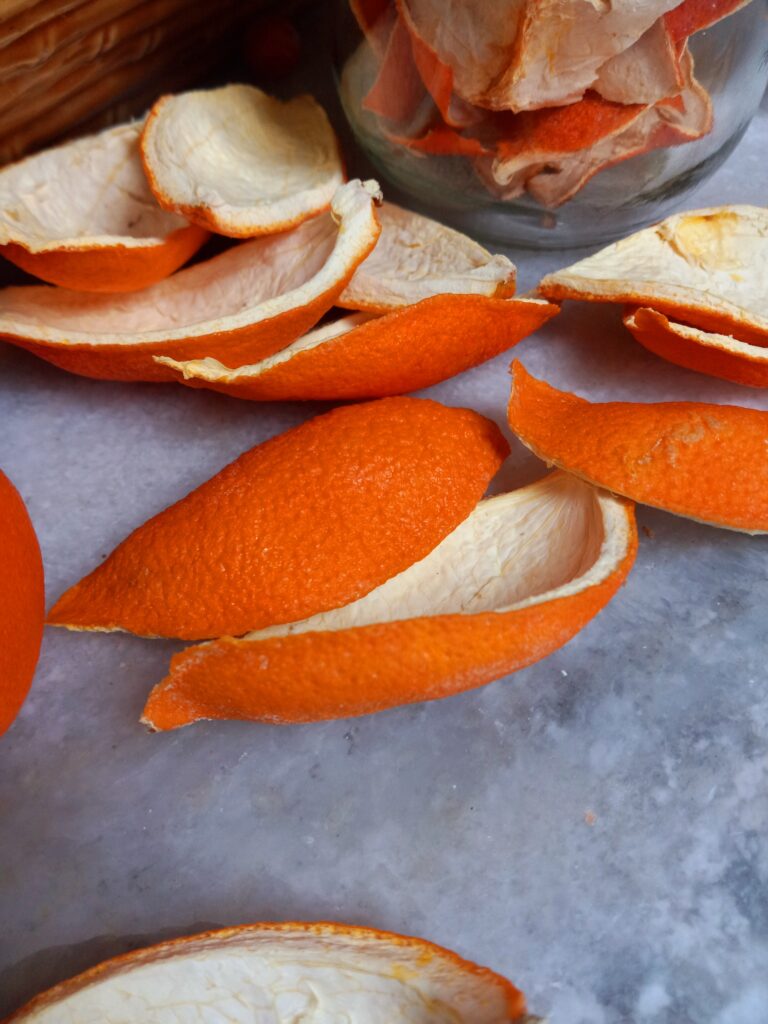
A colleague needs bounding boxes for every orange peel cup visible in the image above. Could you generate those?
[4,922,533,1023]
[0,470,44,738]
[508,361,768,534]
[0,122,207,292]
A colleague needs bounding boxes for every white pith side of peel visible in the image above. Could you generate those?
[11,924,520,1023]
[0,180,382,347]
[539,206,768,335]
[0,122,191,252]
[245,472,631,641]
[141,85,345,235]
[626,308,768,362]
[593,19,681,105]
[338,202,516,310]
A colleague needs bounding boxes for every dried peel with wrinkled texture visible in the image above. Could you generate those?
[624,307,768,388]
[508,361,768,534]
[141,84,345,238]
[155,295,559,401]
[0,121,207,292]
[339,202,516,312]
[48,398,509,641]
[0,179,382,382]
[539,206,768,343]
[0,470,44,738]
[142,471,635,730]
[593,20,682,105]
[5,922,532,1024]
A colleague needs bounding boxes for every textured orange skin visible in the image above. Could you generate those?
[48,398,509,640]
[507,361,768,532]
[665,0,750,42]
[143,520,636,730]
[167,295,559,401]
[3,921,529,1022]
[0,470,44,737]
[625,307,768,388]
[0,223,208,292]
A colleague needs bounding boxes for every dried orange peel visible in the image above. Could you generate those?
[48,398,509,640]
[0,470,44,738]
[0,179,382,382]
[339,202,516,312]
[508,361,768,533]
[624,307,768,388]
[141,85,345,237]
[539,206,768,343]
[6,921,532,1023]
[0,121,207,292]
[156,295,559,401]
[142,471,635,730]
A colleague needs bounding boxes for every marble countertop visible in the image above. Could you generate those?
[1,67,767,1024]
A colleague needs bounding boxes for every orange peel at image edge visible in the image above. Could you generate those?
[48,397,509,641]
[156,295,559,401]
[507,361,768,533]
[4,921,533,1023]
[141,471,636,730]
[0,179,382,381]
[0,121,207,292]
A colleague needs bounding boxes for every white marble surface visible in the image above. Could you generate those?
[1,69,767,1024]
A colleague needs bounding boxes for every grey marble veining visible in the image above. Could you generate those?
[0,89,767,1024]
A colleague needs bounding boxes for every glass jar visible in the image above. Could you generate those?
[334,0,768,248]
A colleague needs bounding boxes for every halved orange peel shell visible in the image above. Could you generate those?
[0,121,207,292]
[508,361,768,534]
[142,470,635,730]
[5,922,531,1023]
[539,206,768,344]
[0,179,382,381]
[141,84,345,237]
[156,295,559,401]
[48,398,509,640]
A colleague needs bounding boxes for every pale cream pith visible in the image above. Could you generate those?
[15,925,515,1023]
[0,122,190,252]
[540,206,768,334]
[248,472,630,641]
[339,202,516,310]
[141,85,345,235]
[626,309,768,362]
[0,180,382,347]
[593,20,681,105]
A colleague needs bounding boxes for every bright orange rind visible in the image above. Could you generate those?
[142,471,635,730]
[5,921,531,1023]
[0,179,382,382]
[0,122,207,292]
[48,398,509,640]
[508,361,768,533]
[156,295,559,401]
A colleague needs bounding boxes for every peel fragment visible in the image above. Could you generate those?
[156,295,559,401]
[539,205,768,343]
[0,121,207,292]
[625,307,768,388]
[508,361,768,534]
[48,398,509,641]
[6,922,531,1024]
[142,471,635,729]
[594,20,683,105]
[339,202,516,312]
[141,85,345,238]
[0,179,382,382]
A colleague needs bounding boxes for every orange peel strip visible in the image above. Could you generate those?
[6,921,531,1023]
[142,471,636,730]
[48,397,509,640]
[141,85,345,238]
[0,470,44,737]
[508,361,768,534]
[625,307,768,388]
[539,205,768,344]
[0,121,207,292]
[156,295,558,401]
[339,202,515,312]
[387,124,490,156]
[0,179,382,382]
[665,0,752,42]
